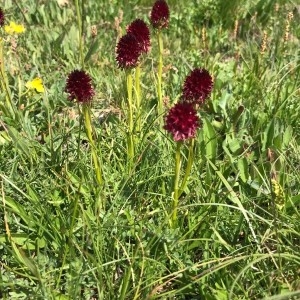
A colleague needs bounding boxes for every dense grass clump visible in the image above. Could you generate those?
[0,0,300,299]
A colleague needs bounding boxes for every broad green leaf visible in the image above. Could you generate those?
[7,127,31,158]
[218,90,231,113]
[222,142,235,164]
[238,157,249,183]
[273,134,282,150]
[26,184,39,203]
[0,131,11,145]
[203,117,217,161]
[262,118,275,151]
[285,194,300,211]
[85,37,101,63]
[228,137,241,154]
[66,171,89,196]
[54,294,70,300]
[262,290,300,300]
[0,234,46,250]
[3,196,33,227]
[282,125,293,149]
[11,241,40,278]
[53,21,72,49]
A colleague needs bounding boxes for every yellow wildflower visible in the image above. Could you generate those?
[25,78,45,93]
[4,21,25,35]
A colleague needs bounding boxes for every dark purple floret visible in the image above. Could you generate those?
[116,33,142,69]
[0,8,5,27]
[182,68,213,105]
[150,0,170,30]
[164,102,200,141]
[127,19,151,54]
[65,70,95,103]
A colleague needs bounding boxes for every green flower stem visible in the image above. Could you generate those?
[171,141,182,228]
[75,0,84,69]
[82,104,103,188]
[179,139,195,198]
[157,30,163,120]
[126,70,134,164]
[0,39,14,117]
[135,65,141,132]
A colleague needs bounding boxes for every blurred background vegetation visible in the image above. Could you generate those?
[1,0,300,299]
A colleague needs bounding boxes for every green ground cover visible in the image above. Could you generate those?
[0,0,300,299]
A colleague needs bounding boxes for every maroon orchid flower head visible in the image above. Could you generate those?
[150,0,170,30]
[65,69,95,103]
[182,68,213,105]
[127,19,151,54]
[116,33,142,69]
[164,102,200,142]
[0,8,5,27]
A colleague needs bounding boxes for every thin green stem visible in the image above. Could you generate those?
[11,0,30,24]
[75,0,84,68]
[76,103,83,162]
[157,31,163,120]
[69,185,80,238]
[0,39,14,117]
[56,243,68,290]
[126,70,134,165]
[82,104,103,188]
[119,265,132,300]
[179,139,195,198]
[135,65,141,132]
[171,141,182,228]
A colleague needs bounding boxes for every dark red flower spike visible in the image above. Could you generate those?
[0,8,5,27]
[182,68,213,105]
[150,0,170,30]
[116,33,142,69]
[127,19,151,54]
[164,102,200,141]
[65,70,95,103]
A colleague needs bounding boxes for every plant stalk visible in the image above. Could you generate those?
[135,65,141,132]
[0,39,14,117]
[75,0,84,69]
[157,31,163,121]
[179,139,195,197]
[171,141,182,228]
[83,104,103,188]
[126,70,134,165]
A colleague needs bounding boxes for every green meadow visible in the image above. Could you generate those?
[0,0,300,299]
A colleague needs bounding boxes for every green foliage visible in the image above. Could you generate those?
[1,0,300,299]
